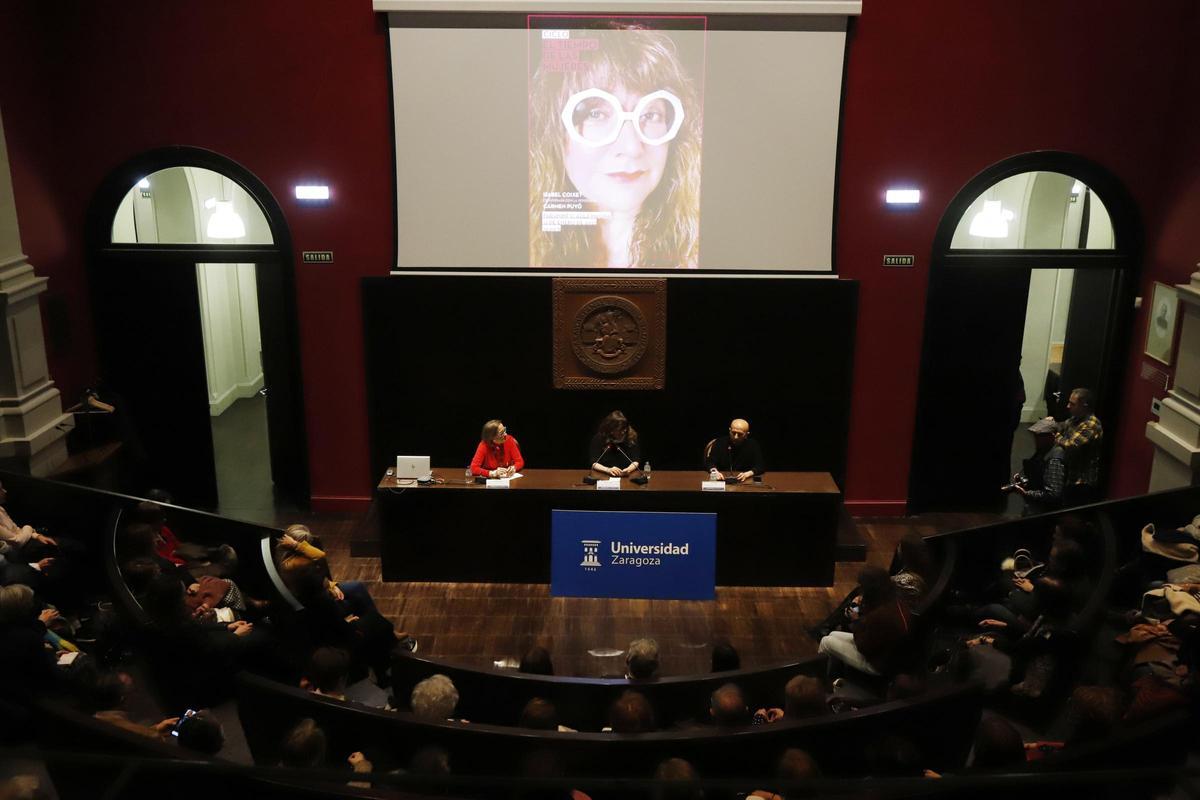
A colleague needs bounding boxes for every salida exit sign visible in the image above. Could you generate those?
[883,254,915,267]
[302,251,333,264]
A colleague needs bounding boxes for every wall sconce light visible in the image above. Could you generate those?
[885,188,921,205]
[295,185,330,201]
[968,199,1014,238]
[204,198,246,239]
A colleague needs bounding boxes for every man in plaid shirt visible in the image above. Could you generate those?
[1056,387,1103,504]
[1008,416,1066,515]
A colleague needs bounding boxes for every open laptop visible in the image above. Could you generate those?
[395,455,431,479]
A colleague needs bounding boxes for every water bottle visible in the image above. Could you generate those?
[465,465,473,484]
[710,467,720,482]
[644,461,651,482]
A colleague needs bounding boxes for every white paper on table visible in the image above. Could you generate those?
[485,478,512,489]
[701,480,727,491]
[597,478,622,490]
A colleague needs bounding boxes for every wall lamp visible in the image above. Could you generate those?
[885,188,921,205]
[295,185,331,201]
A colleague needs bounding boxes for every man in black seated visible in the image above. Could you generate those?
[709,682,750,727]
[705,418,765,483]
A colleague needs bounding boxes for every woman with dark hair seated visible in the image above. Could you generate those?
[590,410,642,477]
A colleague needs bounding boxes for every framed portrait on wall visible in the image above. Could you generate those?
[1145,282,1179,366]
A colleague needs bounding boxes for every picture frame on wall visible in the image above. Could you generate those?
[1145,281,1179,366]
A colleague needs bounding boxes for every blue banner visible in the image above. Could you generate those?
[551,510,716,600]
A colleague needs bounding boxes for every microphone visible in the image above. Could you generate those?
[615,446,634,467]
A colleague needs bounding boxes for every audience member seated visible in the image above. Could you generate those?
[711,638,740,672]
[652,757,702,800]
[276,718,379,789]
[175,709,226,755]
[285,558,409,685]
[408,673,460,721]
[889,532,934,603]
[132,500,237,578]
[709,682,750,728]
[967,716,1027,770]
[0,538,54,593]
[973,537,1087,638]
[818,566,913,677]
[626,637,659,680]
[0,480,61,560]
[407,745,452,776]
[515,749,593,800]
[120,526,255,624]
[756,674,830,723]
[301,646,351,699]
[1064,685,1124,746]
[607,689,656,733]
[748,748,822,800]
[142,573,291,685]
[519,697,559,730]
[0,481,84,607]
[275,525,330,593]
[0,583,59,694]
[520,645,554,675]
[867,735,937,779]
[279,717,327,768]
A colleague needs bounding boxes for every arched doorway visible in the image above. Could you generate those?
[86,147,308,513]
[909,152,1140,513]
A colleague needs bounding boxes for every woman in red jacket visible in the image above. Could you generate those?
[469,419,525,478]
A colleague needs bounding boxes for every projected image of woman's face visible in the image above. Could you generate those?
[563,85,671,215]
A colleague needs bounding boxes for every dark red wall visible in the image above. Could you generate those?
[1106,25,1200,499]
[1,1,1197,509]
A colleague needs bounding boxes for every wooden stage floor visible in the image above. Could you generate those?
[298,510,992,678]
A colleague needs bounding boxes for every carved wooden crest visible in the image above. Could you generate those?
[553,278,665,390]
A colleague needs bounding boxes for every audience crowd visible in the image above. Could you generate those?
[1,477,1197,799]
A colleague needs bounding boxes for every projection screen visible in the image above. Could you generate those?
[384,11,850,273]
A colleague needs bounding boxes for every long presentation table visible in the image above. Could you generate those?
[376,468,842,587]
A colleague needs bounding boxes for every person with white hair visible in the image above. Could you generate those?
[410,674,460,721]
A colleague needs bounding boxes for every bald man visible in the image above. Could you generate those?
[705,419,766,483]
